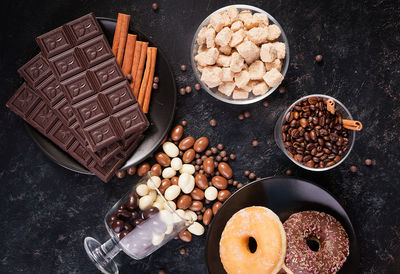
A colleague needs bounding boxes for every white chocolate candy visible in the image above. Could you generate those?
[170,157,183,171]
[165,223,174,234]
[162,167,176,179]
[180,164,195,175]
[152,201,164,210]
[159,209,174,224]
[204,186,218,201]
[164,185,181,201]
[136,184,149,197]
[148,190,157,202]
[152,233,165,246]
[173,209,186,223]
[156,195,165,204]
[139,195,153,210]
[178,173,195,194]
[188,222,205,236]
[185,210,198,222]
[165,200,176,210]
[162,142,179,158]
[147,176,161,189]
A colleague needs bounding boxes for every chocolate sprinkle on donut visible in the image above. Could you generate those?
[283,211,350,273]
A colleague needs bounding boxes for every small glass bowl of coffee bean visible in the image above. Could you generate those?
[84,173,194,274]
[274,94,356,171]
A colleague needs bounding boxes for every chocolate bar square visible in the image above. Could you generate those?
[36,75,64,107]
[114,104,149,137]
[77,35,113,68]
[36,26,74,58]
[88,59,125,91]
[64,13,102,45]
[53,98,76,126]
[84,117,120,150]
[6,83,40,118]
[28,101,58,134]
[18,53,52,88]
[49,121,75,150]
[101,81,137,114]
[73,94,108,127]
[49,48,85,81]
[61,71,96,104]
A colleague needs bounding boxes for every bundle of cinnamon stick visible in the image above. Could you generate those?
[112,13,157,114]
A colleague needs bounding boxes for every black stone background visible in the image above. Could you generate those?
[0,0,399,273]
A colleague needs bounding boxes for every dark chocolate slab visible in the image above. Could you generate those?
[36,26,73,58]
[18,53,52,88]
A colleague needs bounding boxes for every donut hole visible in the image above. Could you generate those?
[248,236,257,253]
[306,236,320,252]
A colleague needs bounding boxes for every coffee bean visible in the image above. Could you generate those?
[315,54,323,62]
[194,83,201,90]
[127,166,136,175]
[116,170,126,179]
[209,119,217,127]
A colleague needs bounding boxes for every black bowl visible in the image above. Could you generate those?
[206,176,359,274]
[25,17,177,174]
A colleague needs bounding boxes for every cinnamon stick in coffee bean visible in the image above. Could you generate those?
[281,97,350,169]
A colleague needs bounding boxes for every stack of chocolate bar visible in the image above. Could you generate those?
[6,13,149,182]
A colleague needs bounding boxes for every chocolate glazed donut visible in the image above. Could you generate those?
[283,211,350,273]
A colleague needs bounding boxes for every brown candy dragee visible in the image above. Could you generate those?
[190,200,203,211]
[112,219,124,233]
[126,193,139,211]
[177,195,192,210]
[155,152,171,167]
[218,162,233,179]
[159,179,171,194]
[137,162,150,176]
[203,208,213,226]
[217,190,231,202]
[171,125,184,141]
[195,173,208,189]
[179,230,192,242]
[179,137,195,150]
[151,163,162,176]
[171,176,179,185]
[182,148,196,163]
[193,137,209,152]
[281,97,351,169]
[212,176,228,189]
[191,188,205,200]
[212,201,222,215]
[203,157,215,174]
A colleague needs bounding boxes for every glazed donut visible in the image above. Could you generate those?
[219,206,287,274]
[283,211,350,273]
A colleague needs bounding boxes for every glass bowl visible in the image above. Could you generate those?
[190,4,290,105]
[274,94,356,171]
[84,173,193,274]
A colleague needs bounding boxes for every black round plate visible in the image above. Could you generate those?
[25,18,177,174]
[206,177,359,274]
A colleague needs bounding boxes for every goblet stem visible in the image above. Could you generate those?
[84,236,121,274]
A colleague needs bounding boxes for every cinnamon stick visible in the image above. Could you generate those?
[112,13,124,56]
[138,47,153,107]
[130,41,143,93]
[121,34,137,76]
[143,47,158,113]
[132,42,149,98]
[116,14,131,65]
[343,119,363,131]
[326,99,335,114]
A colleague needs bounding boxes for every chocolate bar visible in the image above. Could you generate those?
[6,83,142,182]
[19,53,126,167]
[34,13,148,152]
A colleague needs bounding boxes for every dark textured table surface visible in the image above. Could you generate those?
[1,0,399,273]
